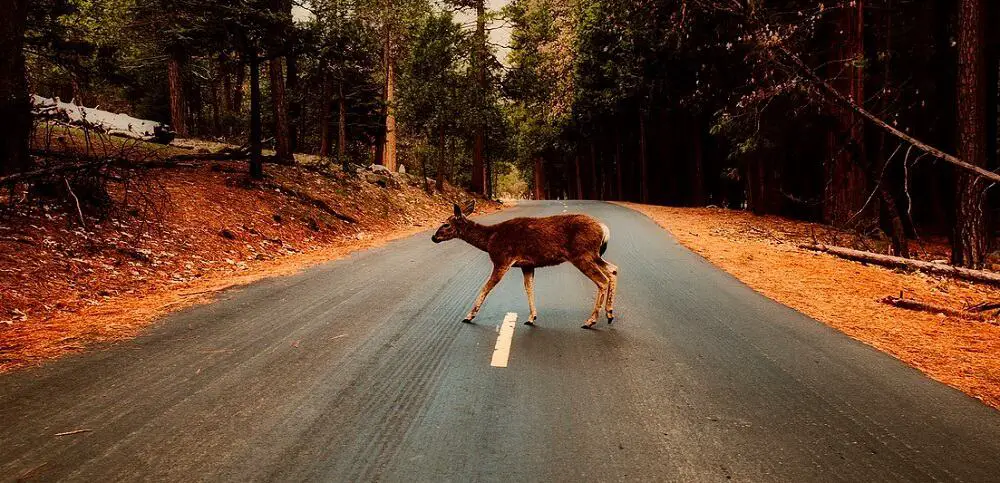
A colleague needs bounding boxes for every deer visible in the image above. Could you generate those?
[431,201,618,329]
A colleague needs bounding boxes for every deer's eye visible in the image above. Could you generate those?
[442,224,450,228]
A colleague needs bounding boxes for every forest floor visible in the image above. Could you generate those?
[619,203,1000,409]
[0,129,499,371]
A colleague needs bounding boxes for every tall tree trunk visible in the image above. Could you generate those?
[0,0,31,176]
[269,57,292,161]
[469,0,487,195]
[167,52,188,137]
[574,154,584,199]
[692,129,706,206]
[485,135,493,199]
[823,0,868,225]
[233,62,246,113]
[639,109,649,203]
[338,82,348,172]
[320,73,332,158]
[533,157,546,200]
[287,54,299,153]
[874,1,909,257]
[880,185,910,257]
[615,129,623,200]
[382,13,398,172]
[222,55,234,113]
[953,0,989,267]
[746,155,767,215]
[248,53,264,180]
[589,141,598,199]
[436,123,446,192]
[383,61,397,171]
[210,73,222,136]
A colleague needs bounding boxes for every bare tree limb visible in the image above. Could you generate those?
[769,44,1000,185]
[63,177,86,228]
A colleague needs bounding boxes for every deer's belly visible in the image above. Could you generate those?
[513,257,566,269]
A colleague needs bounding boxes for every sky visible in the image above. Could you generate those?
[454,0,513,63]
[292,1,514,64]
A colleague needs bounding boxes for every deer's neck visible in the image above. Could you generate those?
[460,220,494,252]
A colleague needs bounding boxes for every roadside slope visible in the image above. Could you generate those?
[1,154,497,371]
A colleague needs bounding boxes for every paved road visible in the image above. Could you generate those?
[3,201,1000,482]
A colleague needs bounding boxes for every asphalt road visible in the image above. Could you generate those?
[3,200,1000,482]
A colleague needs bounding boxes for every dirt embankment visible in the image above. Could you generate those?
[619,203,1000,410]
[1,143,499,371]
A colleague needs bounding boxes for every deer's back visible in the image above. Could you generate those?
[488,214,606,268]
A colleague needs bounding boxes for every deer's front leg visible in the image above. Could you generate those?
[463,262,512,323]
[522,267,537,325]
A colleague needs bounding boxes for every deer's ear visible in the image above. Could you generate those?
[453,203,463,217]
[463,200,476,215]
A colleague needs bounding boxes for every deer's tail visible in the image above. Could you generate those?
[599,223,610,256]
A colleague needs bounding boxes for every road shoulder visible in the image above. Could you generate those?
[616,202,1000,410]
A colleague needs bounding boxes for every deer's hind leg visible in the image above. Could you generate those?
[597,259,618,324]
[463,262,512,323]
[572,257,609,329]
[522,267,538,325]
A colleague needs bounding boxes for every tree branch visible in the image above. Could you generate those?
[768,44,1000,185]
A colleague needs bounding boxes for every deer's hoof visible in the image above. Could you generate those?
[524,320,535,326]
[607,316,615,325]
[581,323,596,330]
[461,318,473,324]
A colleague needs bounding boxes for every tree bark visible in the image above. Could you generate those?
[436,123,447,192]
[248,53,264,179]
[533,157,546,200]
[639,110,649,203]
[615,129,623,200]
[872,1,909,258]
[286,54,299,153]
[692,129,706,206]
[469,0,487,195]
[823,0,867,226]
[574,154,584,200]
[269,57,292,162]
[338,82,348,172]
[233,62,246,113]
[382,12,398,173]
[320,73,332,158]
[746,154,767,215]
[589,140,599,199]
[167,52,188,137]
[222,55,234,113]
[0,0,31,176]
[952,0,989,268]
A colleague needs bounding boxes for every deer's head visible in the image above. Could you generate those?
[432,200,476,243]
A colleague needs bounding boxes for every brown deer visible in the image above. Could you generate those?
[432,201,618,329]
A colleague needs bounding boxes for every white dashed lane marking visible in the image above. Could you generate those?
[490,312,518,368]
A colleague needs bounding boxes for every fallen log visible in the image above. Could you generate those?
[0,146,287,185]
[968,301,1000,313]
[880,296,997,323]
[800,243,1000,287]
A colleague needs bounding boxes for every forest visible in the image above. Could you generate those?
[1,0,998,269]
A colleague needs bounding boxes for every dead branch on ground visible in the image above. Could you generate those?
[880,296,997,323]
[800,243,1000,287]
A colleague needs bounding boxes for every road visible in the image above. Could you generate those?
[3,200,1000,482]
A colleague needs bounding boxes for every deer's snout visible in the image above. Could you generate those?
[431,233,442,243]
